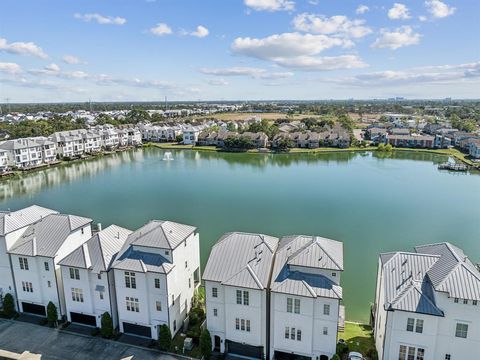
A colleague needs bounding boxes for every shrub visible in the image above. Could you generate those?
[385,143,393,152]
[91,327,100,336]
[100,312,113,338]
[331,355,341,360]
[367,348,379,360]
[158,324,172,351]
[377,143,385,151]
[199,329,212,360]
[336,342,349,356]
[2,293,15,318]
[46,301,58,327]
[189,306,205,326]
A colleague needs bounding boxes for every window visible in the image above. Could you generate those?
[236,290,242,304]
[332,272,336,277]
[81,227,84,235]
[125,271,136,289]
[69,268,80,280]
[19,257,29,270]
[185,261,188,268]
[287,298,293,313]
[291,327,295,340]
[189,278,191,288]
[126,297,139,312]
[165,251,169,256]
[323,304,330,315]
[243,291,249,305]
[463,299,468,304]
[246,320,251,332]
[212,287,218,298]
[285,327,289,339]
[213,308,218,317]
[296,329,301,341]
[235,318,240,330]
[415,319,424,333]
[71,288,84,302]
[44,262,49,271]
[454,297,459,303]
[154,278,160,289]
[416,348,425,360]
[47,281,51,288]
[406,318,415,332]
[99,292,104,300]
[323,327,328,335]
[173,320,176,331]
[97,274,101,280]
[407,347,415,360]
[474,300,478,306]
[294,298,300,314]
[455,323,468,338]
[399,345,407,360]
[22,281,33,292]
[241,319,245,331]
[445,355,451,360]
[156,301,162,311]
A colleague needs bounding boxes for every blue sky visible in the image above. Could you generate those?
[0,0,479,102]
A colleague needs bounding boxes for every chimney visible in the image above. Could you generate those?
[97,223,102,232]
[83,243,92,269]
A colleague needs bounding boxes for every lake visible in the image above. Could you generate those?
[1,148,479,323]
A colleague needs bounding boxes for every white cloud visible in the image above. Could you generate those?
[372,26,421,50]
[45,63,60,72]
[63,55,86,65]
[207,78,229,86]
[200,67,267,77]
[425,0,455,18]
[244,0,295,12]
[74,13,126,25]
[0,38,48,59]
[419,16,428,22]
[150,23,173,36]
[388,3,411,20]
[293,13,372,38]
[231,32,365,71]
[190,25,210,38]
[0,62,22,74]
[356,5,370,14]
[260,72,294,79]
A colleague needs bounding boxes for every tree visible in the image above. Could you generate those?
[331,355,341,360]
[377,143,385,151]
[199,329,212,360]
[226,122,237,132]
[158,324,172,351]
[385,143,393,152]
[100,312,113,338]
[2,293,15,318]
[275,136,294,151]
[47,301,58,327]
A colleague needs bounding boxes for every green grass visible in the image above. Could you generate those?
[170,332,202,358]
[338,322,375,356]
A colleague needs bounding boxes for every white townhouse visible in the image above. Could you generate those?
[58,224,132,328]
[102,129,120,149]
[117,129,129,147]
[0,149,9,172]
[270,236,344,360]
[203,232,279,359]
[0,205,57,306]
[82,132,102,154]
[0,140,42,169]
[50,132,75,158]
[373,242,480,360]
[8,213,93,318]
[127,128,142,146]
[31,137,57,164]
[111,220,200,339]
[182,126,202,145]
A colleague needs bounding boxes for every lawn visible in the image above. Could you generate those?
[170,331,202,358]
[338,322,376,357]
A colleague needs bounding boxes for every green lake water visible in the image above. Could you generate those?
[1,148,479,323]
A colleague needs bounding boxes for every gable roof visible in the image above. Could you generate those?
[202,232,279,290]
[270,235,344,299]
[415,242,480,301]
[59,224,132,272]
[9,213,92,258]
[0,205,58,236]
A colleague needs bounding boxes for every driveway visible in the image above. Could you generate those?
[0,319,186,360]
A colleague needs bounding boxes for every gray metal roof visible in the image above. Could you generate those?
[380,251,444,316]
[415,243,480,301]
[270,235,343,299]
[9,213,92,258]
[202,232,279,290]
[59,224,132,272]
[0,205,58,236]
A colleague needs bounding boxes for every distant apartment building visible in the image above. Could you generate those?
[387,135,435,148]
[203,232,279,359]
[270,236,344,360]
[8,213,92,318]
[58,224,132,328]
[111,220,200,339]
[373,242,480,360]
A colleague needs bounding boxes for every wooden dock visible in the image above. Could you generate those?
[438,162,467,171]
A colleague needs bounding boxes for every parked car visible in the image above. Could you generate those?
[348,352,363,360]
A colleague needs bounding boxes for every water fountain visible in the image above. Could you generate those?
[163,151,174,161]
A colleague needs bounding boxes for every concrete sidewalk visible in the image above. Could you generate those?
[0,319,185,360]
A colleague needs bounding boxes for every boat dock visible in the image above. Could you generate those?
[438,162,468,171]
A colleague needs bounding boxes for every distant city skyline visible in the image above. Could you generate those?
[0,0,479,102]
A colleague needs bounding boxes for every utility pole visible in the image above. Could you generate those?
[4,98,11,113]
[164,96,167,111]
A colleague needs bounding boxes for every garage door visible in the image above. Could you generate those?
[122,322,152,338]
[21,302,46,316]
[70,312,96,326]
[227,341,263,359]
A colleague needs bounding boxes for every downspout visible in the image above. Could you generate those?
[8,254,20,311]
[265,250,277,360]
[53,258,63,319]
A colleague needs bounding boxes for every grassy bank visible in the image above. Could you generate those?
[338,322,376,357]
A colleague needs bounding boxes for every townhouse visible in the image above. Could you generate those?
[183,126,203,145]
[0,205,57,306]
[0,140,43,169]
[111,220,200,339]
[373,242,480,360]
[203,232,279,359]
[82,132,102,154]
[58,224,132,328]
[32,137,57,163]
[269,236,344,360]
[127,128,142,146]
[387,135,435,148]
[50,132,76,158]
[8,213,93,318]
